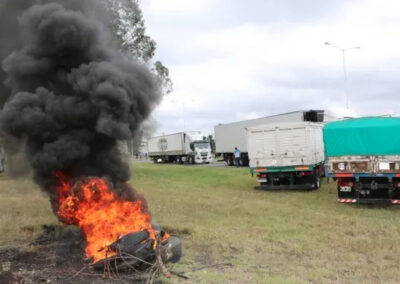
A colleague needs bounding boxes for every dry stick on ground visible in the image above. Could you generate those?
[95,243,159,283]
[169,270,190,280]
[70,264,90,278]
[146,232,171,284]
[191,262,233,272]
[70,233,174,284]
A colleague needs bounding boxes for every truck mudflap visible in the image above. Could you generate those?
[338,198,400,205]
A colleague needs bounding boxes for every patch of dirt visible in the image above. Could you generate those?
[0,225,162,283]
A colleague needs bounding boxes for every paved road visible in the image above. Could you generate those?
[130,158,229,167]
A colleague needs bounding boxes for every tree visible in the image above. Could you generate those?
[207,135,216,154]
[103,0,173,94]
[102,0,173,156]
[153,61,173,95]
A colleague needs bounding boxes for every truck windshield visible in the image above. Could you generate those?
[195,143,209,149]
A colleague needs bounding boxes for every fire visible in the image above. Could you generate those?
[54,172,165,263]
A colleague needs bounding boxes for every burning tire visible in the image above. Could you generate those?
[93,231,182,271]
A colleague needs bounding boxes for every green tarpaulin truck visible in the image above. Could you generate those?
[324,117,400,204]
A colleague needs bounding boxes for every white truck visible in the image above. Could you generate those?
[148,132,212,164]
[215,110,335,166]
[247,122,325,190]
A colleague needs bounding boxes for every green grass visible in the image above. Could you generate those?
[2,164,400,283]
[132,164,400,283]
[0,174,58,248]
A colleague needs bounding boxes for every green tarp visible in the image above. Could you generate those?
[323,117,400,157]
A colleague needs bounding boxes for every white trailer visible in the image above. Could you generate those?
[215,110,336,166]
[148,132,212,164]
[247,122,325,190]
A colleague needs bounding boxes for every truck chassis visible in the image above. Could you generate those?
[252,164,324,190]
[334,174,400,205]
[327,155,400,204]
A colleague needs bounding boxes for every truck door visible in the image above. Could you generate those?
[278,126,306,166]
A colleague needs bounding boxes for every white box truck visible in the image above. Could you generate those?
[247,122,325,190]
[148,132,212,164]
[215,110,335,166]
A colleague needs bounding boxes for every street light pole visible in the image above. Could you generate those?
[170,98,195,132]
[324,42,360,110]
[341,48,349,109]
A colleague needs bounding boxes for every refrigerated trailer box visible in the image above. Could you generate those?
[248,122,325,190]
[215,110,336,166]
[148,132,212,164]
[324,117,400,204]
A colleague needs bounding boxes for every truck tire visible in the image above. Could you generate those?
[225,155,234,166]
[188,156,195,164]
[313,170,320,190]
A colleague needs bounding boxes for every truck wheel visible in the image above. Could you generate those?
[313,170,320,190]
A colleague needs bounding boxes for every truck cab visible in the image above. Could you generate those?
[190,141,212,164]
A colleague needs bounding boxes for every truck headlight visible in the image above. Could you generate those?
[338,162,345,171]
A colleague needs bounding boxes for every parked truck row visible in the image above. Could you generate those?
[141,110,400,205]
[246,115,400,205]
[214,110,336,166]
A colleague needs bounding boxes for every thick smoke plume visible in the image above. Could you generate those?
[0,1,162,198]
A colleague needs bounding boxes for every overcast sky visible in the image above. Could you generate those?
[141,0,400,136]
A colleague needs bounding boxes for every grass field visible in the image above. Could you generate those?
[2,164,400,283]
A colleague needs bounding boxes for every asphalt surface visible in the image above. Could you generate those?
[131,158,230,167]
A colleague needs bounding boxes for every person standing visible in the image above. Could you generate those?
[234,147,241,167]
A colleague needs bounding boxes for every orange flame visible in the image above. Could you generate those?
[54,172,164,263]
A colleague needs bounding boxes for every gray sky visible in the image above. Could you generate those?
[142,0,400,136]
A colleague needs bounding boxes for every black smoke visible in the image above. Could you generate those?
[0,1,162,196]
